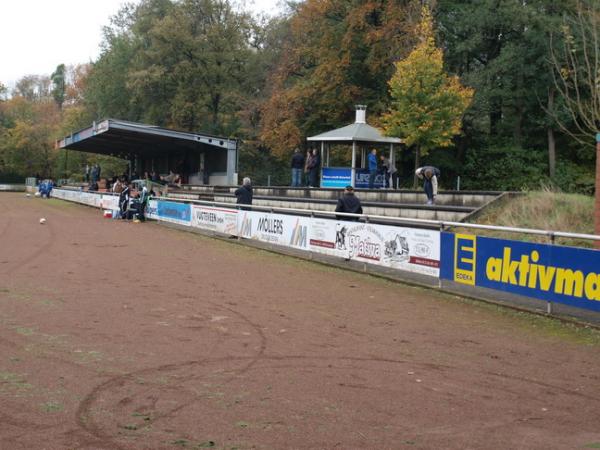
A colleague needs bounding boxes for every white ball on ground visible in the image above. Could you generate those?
[34,192,41,197]
[39,218,46,224]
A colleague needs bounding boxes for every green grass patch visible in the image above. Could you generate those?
[0,371,33,393]
[15,327,35,336]
[41,401,63,412]
[453,188,595,248]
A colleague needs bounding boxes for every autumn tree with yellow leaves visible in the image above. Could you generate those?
[383,6,473,187]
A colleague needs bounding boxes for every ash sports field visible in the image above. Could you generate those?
[1,192,599,450]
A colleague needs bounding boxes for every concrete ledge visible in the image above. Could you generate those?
[0,184,26,192]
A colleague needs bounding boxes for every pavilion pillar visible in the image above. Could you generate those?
[351,141,356,188]
[321,142,325,187]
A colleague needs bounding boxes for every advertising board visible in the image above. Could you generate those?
[237,211,311,250]
[191,205,238,235]
[156,200,191,226]
[441,232,600,312]
[354,169,386,189]
[322,168,352,188]
[146,199,158,220]
[309,218,440,277]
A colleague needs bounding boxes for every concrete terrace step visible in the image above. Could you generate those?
[176,185,502,207]
[205,194,474,222]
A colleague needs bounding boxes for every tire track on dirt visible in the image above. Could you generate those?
[76,302,268,449]
[76,350,600,450]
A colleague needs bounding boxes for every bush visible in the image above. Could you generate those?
[461,145,548,191]
[552,160,595,195]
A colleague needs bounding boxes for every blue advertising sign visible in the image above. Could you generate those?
[322,167,352,188]
[355,169,386,189]
[157,200,191,225]
[440,232,600,312]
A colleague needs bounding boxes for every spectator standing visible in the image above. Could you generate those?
[304,150,312,186]
[415,166,440,205]
[335,185,363,221]
[308,148,321,188]
[368,149,378,189]
[84,164,90,183]
[235,177,253,210]
[290,148,305,187]
[90,164,98,185]
[380,155,398,189]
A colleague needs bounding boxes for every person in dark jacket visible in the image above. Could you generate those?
[235,177,253,210]
[335,185,363,221]
[308,149,321,188]
[290,148,305,187]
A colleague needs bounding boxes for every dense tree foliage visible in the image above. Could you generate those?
[0,0,597,194]
[383,6,473,185]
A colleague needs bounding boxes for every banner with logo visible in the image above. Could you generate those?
[322,167,352,188]
[156,200,191,226]
[354,169,386,189]
[441,232,600,312]
[100,195,119,210]
[237,211,311,250]
[191,205,238,235]
[146,199,158,220]
[309,218,440,277]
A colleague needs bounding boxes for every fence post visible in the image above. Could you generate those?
[547,232,555,314]
[268,175,271,187]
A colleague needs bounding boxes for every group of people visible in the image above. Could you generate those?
[290,147,439,204]
[116,181,149,221]
[291,148,321,188]
[37,179,54,198]
[368,149,399,190]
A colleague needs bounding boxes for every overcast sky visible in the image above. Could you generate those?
[0,0,282,87]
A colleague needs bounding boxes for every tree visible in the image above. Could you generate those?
[260,0,422,157]
[550,1,600,144]
[51,64,66,110]
[436,0,577,183]
[125,0,254,133]
[549,0,600,240]
[382,6,473,186]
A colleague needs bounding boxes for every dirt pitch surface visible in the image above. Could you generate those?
[1,192,600,450]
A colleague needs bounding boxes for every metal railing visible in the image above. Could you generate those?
[53,187,600,244]
[149,195,600,244]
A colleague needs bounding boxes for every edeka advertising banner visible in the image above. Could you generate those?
[156,200,191,226]
[441,232,600,312]
[309,218,440,277]
[191,205,238,235]
[237,211,311,250]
